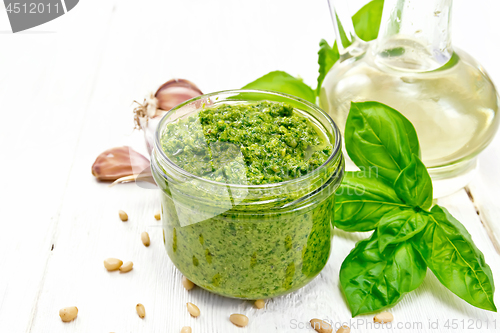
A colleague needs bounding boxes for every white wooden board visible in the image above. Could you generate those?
[0,1,499,332]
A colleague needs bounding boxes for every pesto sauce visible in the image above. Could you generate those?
[161,102,333,185]
[158,101,337,299]
[161,193,334,299]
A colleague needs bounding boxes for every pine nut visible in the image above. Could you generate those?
[254,299,265,309]
[59,306,78,322]
[310,319,332,333]
[118,210,128,221]
[119,261,133,273]
[182,276,195,291]
[230,314,249,327]
[180,327,192,333]
[136,303,145,318]
[141,232,150,247]
[186,302,200,317]
[154,211,161,220]
[104,258,123,271]
[374,311,394,323]
[336,325,350,333]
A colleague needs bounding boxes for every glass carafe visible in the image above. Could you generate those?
[319,0,500,197]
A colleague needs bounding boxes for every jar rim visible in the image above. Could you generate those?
[153,89,342,189]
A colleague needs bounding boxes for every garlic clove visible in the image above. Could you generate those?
[134,78,203,155]
[155,79,203,112]
[92,146,150,181]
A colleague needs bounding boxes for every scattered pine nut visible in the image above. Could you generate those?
[182,276,195,291]
[154,211,161,220]
[104,258,123,271]
[119,261,133,273]
[59,306,78,322]
[254,299,265,309]
[136,303,146,318]
[336,325,350,333]
[180,327,192,333]
[118,210,128,221]
[230,314,249,327]
[186,302,200,317]
[141,232,151,247]
[310,318,332,333]
[374,311,394,323]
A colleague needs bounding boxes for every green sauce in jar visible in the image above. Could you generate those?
[152,92,344,299]
[160,101,333,185]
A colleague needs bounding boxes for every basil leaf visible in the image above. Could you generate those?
[241,71,316,104]
[388,241,427,293]
[345,102,421,183]
[316,39,340,95]
[316,0,384,93]
[412,205,497,312]
[377,208,429,252]
[340,232,426,316]
[394,154,433,210]
[335,171,410,232]
[351,0,384,42]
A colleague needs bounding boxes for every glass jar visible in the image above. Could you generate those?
[151,90,344,299]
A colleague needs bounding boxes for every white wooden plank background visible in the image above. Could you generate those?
[0,1,499,332]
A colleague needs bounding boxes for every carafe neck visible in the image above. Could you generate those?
[327,0,368,59]
[375,0,453,71]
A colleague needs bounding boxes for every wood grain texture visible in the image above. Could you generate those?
[0,1,117,331]
[0,0,499,332]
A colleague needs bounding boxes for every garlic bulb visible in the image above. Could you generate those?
[134,79,203,154]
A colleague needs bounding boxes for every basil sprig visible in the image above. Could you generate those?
[337,101,497,316]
